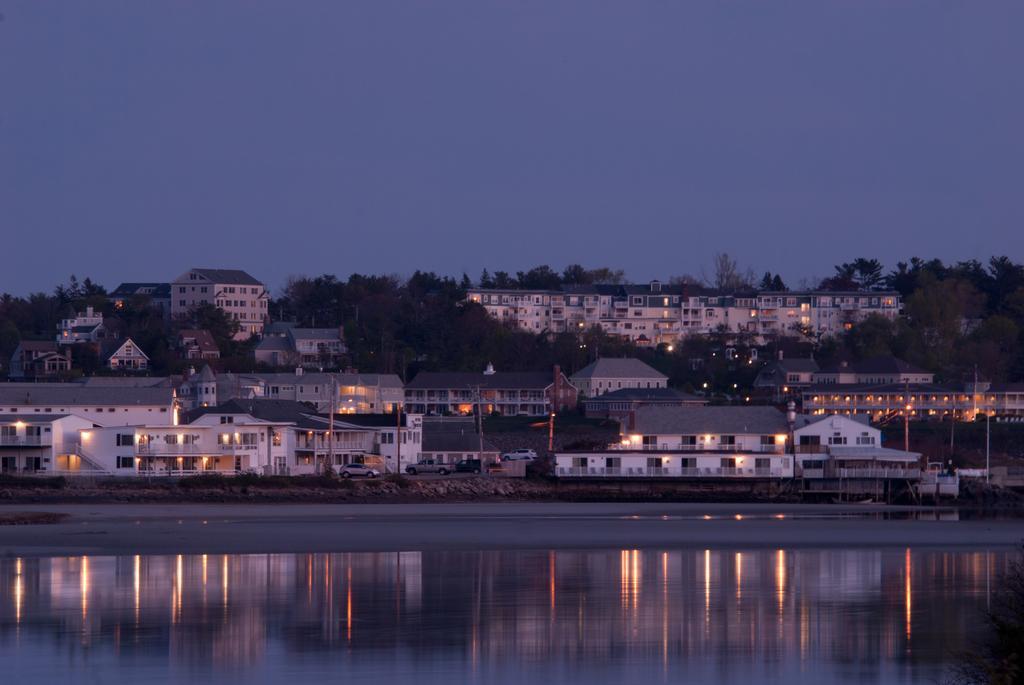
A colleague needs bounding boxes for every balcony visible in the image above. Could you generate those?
[0,435,46,447]
[137,443,204,455]
[557,466,788,479]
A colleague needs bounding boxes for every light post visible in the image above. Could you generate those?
[986,411,991,484]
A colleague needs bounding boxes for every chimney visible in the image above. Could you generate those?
[483,362,495,375]
[295,367,304,376]
[777,350,784,361]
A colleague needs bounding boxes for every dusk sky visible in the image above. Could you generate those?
[2,2,1022,295]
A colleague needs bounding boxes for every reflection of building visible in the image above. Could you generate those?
[0,548,1004,684]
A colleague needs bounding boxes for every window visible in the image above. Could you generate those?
[220,416,234,424]
[755,457,771,470]
[239,433,258,446]
[827,433,847,446]
[117,456,135,469]
[720,457,736,469]
[116,434,134,447]
[856,433,876,445]
[719,435,736,446]
[646,457,664,469]
[571,457,587,468]
[605,457,621,468]
[760,435,777,445]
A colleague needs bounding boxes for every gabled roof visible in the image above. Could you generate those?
[586,387,705,403]
[633,406,789,435]
[105,337,150,361]
[15,340,60,353]
[177,269,263,286]
[405,371,560,390]
[572,358,667,381]
[0,383,173,406]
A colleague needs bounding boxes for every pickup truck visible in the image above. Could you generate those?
[404,459,450,475]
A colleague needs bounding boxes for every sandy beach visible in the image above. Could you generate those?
[0,502,1020,556]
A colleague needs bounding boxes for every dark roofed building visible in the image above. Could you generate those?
[812,356,934,385]
[8,341,72,379]
[177,329,220,361]
[583,387,707,428]
[571,357,668,397]
[753,355,820,399]
[404,365,577,416]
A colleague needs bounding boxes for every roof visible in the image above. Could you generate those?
[16,341,60,352]
[178,269,263,286]
[178,330,219,353]
[586,387,705,403]
[816,356,930,376]
[80,376,173,388]
[105,338,150,361]
[0,414,72,423]
[632,406,790,435]
[110,283,171,298]
[572,358,667,381]
[289,328,343,340]
[255,336,291,352]
[405,371,560,390]
[776,359,820,373]
[0,383,174,406]
[186,399,318,424]
[194,365,217,382]
[803,382,956,394]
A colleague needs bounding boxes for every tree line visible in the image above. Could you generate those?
[1,255,1023,390]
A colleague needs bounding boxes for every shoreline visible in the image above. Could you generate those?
[0,502,1021,557]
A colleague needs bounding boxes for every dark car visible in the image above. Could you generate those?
[454,459,482,474]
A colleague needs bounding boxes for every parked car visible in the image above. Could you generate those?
[501,448,537,461]
[454,458,482,474]
[339,464,380,478]
[404,459,450,475]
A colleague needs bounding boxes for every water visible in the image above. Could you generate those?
[0,548,1009,684]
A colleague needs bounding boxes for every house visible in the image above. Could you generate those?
[177,329,220,360]
[570,358,668,398]
[8,341,72,379]
[554,405,922,487]
[109,283,172,317]
[177,366,404,414]
[812,356,934,385]
[254,326,346,368]
[56,306,107,345]
[404,365,577,416]
[0,383,176,426]
[753,354,820,399]
[555,405,794,480]
[583,387,706,426]
[170,268,269,340]
[105,338,149,371]
[0,414,97,474]
[418,418,501,467]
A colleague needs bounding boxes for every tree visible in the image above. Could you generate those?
[515,265,562,290]
[708,253,753,292]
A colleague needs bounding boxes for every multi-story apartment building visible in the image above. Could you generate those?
[466,283,903,344]
[170,269,269,340]
[404,365,577,416]
[801,380,1024,421]
[177,366,403,414]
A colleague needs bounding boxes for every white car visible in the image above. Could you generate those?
[501,448,538,462]
[339,463,380,478]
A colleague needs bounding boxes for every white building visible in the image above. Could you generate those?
[254,326,347,368]
[177,367,404,414]
[171,268,269,340]
[571,357,668,397]
[105,338,150,371]
[0,383,176,426]
[56,306,106,345]
[0,414,96,474]
[466,283,903,344]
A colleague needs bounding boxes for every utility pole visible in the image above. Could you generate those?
[476,386,485,466]
[986,410,991,484]
[396,402,402,475]
[548,412,555,453]
[327,375,335,475]
[903,381,910,454]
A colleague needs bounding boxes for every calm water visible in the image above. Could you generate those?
[0,548,1009,684]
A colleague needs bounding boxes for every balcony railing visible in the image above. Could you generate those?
[616,443,783,453]
[137,443,204,455]
[0,435,46,447]
[557,467,789,479]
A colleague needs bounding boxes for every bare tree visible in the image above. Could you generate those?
[705,253,754,292]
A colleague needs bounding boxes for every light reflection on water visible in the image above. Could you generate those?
[0,548,1009,684]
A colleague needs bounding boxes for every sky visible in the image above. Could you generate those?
[1,2,1022,296]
